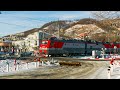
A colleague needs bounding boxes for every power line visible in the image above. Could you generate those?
[4,14,53,23]
[0,12,61,33]
[0,12,59,28]
[12,16,46,23]
[0,12,48,28]
[0,21,32,28]
[0,16,53,28]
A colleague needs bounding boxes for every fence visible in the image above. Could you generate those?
[0,58,59,74]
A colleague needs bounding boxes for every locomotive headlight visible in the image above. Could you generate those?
[39,47,48,50]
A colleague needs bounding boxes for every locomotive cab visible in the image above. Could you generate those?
[39,40,49,57]
[39,37,58,57]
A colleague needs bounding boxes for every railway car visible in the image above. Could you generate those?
[103,42,120,54]
[39,37,120,57]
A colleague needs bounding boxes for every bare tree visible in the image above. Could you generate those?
[90,11,120,20]
[90,11,120,42]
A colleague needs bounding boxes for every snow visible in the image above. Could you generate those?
[72,56,92,59]
[1,57,120,79]
[0,59,59,76]
[109,61,120,79]
[72,56,120,79]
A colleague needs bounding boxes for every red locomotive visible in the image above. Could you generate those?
[39,37,120,57]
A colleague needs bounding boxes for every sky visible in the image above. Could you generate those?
[0,11,92,37]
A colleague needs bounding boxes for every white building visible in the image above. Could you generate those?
[12,31,51,52]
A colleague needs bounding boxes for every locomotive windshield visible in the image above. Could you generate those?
[42,41,48,44]
[49,37,57,40]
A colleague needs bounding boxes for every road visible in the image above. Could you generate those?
[77,61,109,79]
[53,57,110,79]
[0,57,111,79]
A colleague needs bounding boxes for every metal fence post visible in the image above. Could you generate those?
[6,62,9,72]
[108,68,111,79]
[26,62,28,69]
[16,63,19,71]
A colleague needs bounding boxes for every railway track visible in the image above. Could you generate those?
[53,57,111,62]
[2,56,113,62]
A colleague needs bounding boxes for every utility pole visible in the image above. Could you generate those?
[42,29,45,40]
[58,18,60,38]
[108,28,109,42]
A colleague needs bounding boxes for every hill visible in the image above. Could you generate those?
[2,18,120,42]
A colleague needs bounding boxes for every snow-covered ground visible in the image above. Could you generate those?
[72,54,120,60]
[72,56,120,79]
[108,60,120,79]
[0,59,59,76]
[1,57,120,79]
[111,67,120,79]
[72,56,92,59]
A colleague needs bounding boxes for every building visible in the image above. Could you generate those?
[0,41,12,52]
[12,31,51,52]
[77,33,88,40]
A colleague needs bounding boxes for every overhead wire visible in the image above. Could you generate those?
[0,12,51,28]
[0,16,55,28]
[0,11,62,29]
[0,21,31,28]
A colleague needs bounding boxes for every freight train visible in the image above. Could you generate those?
[39,37,120,57]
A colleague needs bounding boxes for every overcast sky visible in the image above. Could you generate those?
[0,11,92,37]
